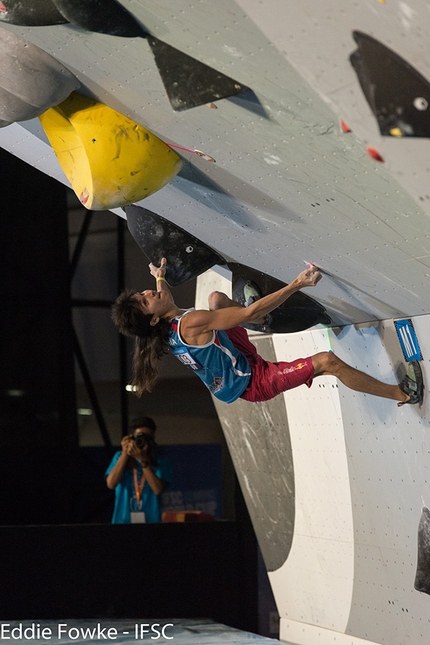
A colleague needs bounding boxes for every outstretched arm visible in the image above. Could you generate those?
[181,266,322,341]
[243,266,321,322]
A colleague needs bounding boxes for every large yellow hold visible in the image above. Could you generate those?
[39,93,182,210]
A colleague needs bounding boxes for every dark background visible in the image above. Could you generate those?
[0,149,264,633]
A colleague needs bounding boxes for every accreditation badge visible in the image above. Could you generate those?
[130,511,146,524]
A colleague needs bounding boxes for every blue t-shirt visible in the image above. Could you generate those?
[105,452,173,523]
[169,312,251,403]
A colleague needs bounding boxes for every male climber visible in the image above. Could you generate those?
[112,258,424,406]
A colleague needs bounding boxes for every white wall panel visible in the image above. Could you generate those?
[269,329,355,632]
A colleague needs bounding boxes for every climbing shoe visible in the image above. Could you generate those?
[242,280,272,332]
[243,280,262,307]
[397,360,424,406]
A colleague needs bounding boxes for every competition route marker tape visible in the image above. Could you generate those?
[166,143,216,162]
[305,260,325,273]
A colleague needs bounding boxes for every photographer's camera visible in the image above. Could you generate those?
[133,433,152,449]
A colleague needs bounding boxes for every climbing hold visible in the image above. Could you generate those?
[415,507,430,595]
[193,150,216,162]
[350,31,430,137]
[0,0,144,33]
[147,36,250,111]
[52,0,147,37]
[0,29,79,125]
[367,147,384,162]
[39,92,182,210]
[0,0,149,36]
[341,120,351,133]
[0,0,66,25]
[124,204,224,286]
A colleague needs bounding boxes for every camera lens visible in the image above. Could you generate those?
[134,433,148,449]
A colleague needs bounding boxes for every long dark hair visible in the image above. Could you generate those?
[111,290,171,396]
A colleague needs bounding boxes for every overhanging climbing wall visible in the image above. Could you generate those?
[3,1,430,329]
[198,268,430,645]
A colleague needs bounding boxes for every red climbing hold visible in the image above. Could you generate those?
[367,147,384,162]
[341,120,351,133]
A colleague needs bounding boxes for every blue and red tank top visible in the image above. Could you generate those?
[169,311,251,403]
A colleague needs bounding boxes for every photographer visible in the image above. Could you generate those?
[105,417,172,523]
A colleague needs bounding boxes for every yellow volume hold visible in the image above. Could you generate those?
[39,92,182,210]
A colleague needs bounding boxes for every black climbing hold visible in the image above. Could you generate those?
[124,204,224,287]
[52,0,148,37]
[229,263,331,334]
[0,0,66,25]
[350,31,430,137]
[147,36,250,111]
[415,507,430,594]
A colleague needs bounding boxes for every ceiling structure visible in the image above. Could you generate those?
[1,0,430,325]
